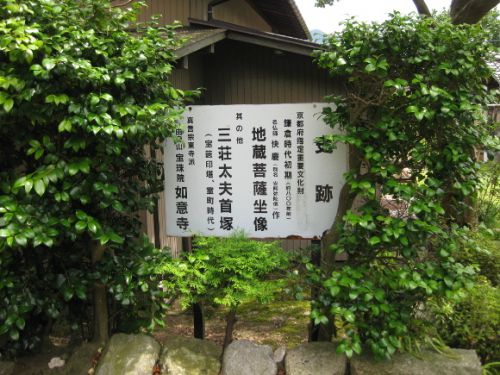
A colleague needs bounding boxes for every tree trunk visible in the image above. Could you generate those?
[193,303,205,339]
[321,146,362,274]
[91,242,108,345]
[182,237,207,340]
[412,0,432,17]
[450,0,500,24]
[221,308,237,360]
[222,309,237,349]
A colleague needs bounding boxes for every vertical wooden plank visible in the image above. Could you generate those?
[285,56,291,102]
[230,50,239,104]
[236,50,245,103]
[150,0,158,23]
[263,52,271,104]
[251,50,257,104]
[214,0,271,32]
[270,53,278,104]
[154,145,182,256]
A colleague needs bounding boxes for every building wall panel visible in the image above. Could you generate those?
[190,0,211,21]
[121,0,272,30]
[213,0,271,31]
[203,41,339,104]
[134,0,189,25]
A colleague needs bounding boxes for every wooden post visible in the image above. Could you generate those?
[91,242,109,345]
[182,237,205,339]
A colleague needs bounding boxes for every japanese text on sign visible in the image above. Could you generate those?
[165,103,347,238]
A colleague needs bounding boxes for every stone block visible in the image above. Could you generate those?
[285,342,347,375]
[95,334,160,375]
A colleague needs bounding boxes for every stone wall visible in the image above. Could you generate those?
[1,334,482,375]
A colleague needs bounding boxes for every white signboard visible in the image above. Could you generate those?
[165,103,347,238]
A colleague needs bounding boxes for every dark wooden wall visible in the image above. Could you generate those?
[202,41,339,104]
[127,0,271,31]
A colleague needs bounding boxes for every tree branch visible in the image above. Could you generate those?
[450,0,500,24]
[321,146,362,273]
[412,0,432,17]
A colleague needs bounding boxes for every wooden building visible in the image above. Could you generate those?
[132,0,340,255]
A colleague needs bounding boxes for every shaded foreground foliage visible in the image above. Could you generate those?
[0,0,192,356]
[312,14,498,359]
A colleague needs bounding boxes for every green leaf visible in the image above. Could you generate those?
[352,341,362,354]
[75,210,87,220]
[15,235,27,246]
[42,58,56,71]
[24,179,33,194]
[45,94,69,105]
[68,163,79,175]
[349,291,359,300]
[58,119,72,132]
[344,311,355,323]
[15,317,25,330]
[90,95,100,106]
[9,329,19,341]
[75,221,87,231]
[374,290,385,302]
[0,228,13,238]
[62,287,74,301]
[88,220,98,233]
[368,236,381,245]
[34,179,46,196]
[365,64,376,72]
[109,232,124,244]
[34,149,44,160]
[169,87,179,99]
[345,348,353,358]
[3,98,14,112]
[101,93,113,102]
[329,286,340,296]
[75,286,86,300]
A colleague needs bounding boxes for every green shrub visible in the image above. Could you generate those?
[477,162,500,228]
[313,13,494,359]
[0,0,190,355]
[431,277,500,363]
[455,226,499,286]
[159,232,289,347]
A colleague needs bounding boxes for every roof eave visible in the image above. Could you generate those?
[287,0,311,40]
[226,31,315,56]
[174,29,227,59]
[175,19,323,59]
